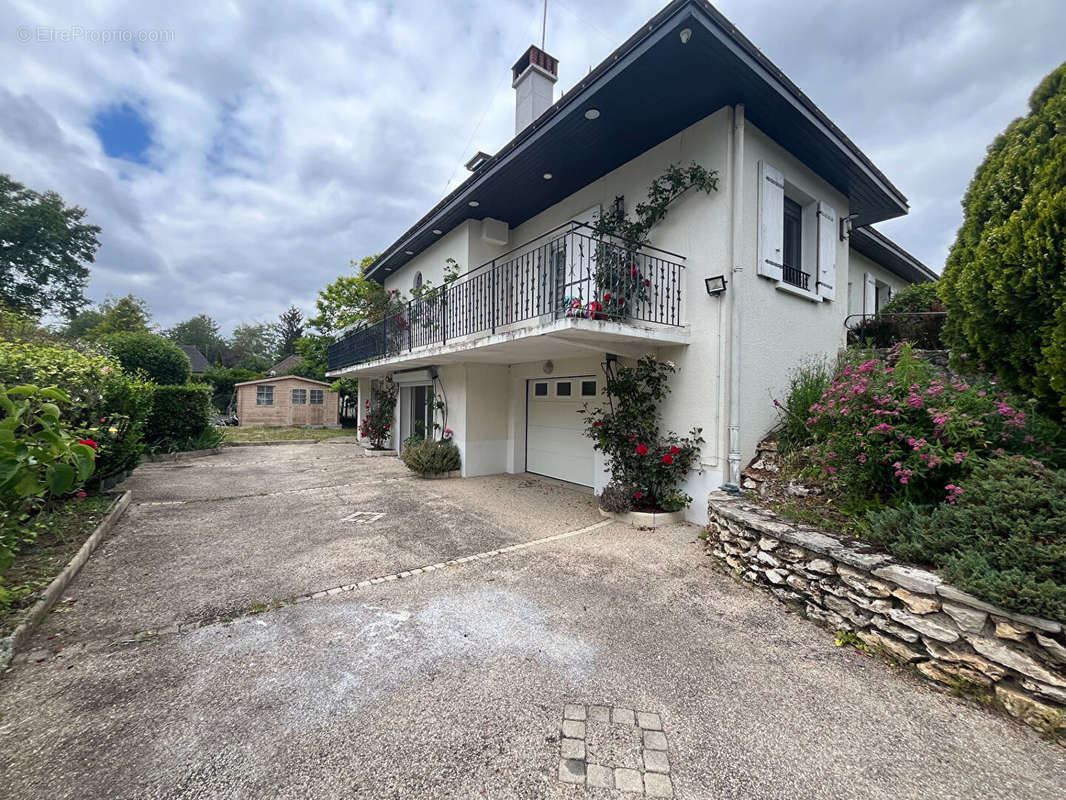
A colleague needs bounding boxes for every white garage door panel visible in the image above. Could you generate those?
[526,377,596,487]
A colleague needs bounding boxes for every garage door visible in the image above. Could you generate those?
[526,376,598,487]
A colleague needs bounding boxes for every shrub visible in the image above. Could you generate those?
[846,313,946,350]
[863,457,1066,624]
[103,332,191,384]
[796,343,1064,505]
[882,282,943,314]
[581,356,703,511]
[401,438,461,474]
[0,339,151,483]
[939,62,1066,417]
[598,483,633,514]
[145,384,212,451]
[1,384,96,605]
[776,356,838,455]
[360,381,397,449]
[203,365,261,411]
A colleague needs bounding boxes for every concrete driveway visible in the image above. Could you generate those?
[1,442,1062,799]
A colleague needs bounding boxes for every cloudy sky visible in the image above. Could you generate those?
[2,0,1063,333]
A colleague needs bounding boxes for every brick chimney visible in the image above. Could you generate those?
[512,44,558,134]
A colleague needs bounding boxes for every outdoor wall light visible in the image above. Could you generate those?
[543,172,553,180]
[705,275,727,296]
[679,28,693,45]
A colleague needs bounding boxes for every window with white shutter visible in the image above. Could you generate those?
[864,273,878,316]
[757,161,784,281]
[816,201,837,301]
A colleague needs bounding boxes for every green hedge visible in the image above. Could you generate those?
[401,439,461,474]
[863,457,1066,624]
[145,384,213,450]
[0,339,152,484]
[103,333,190,385]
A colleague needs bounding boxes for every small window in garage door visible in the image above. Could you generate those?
[526,375,597,487]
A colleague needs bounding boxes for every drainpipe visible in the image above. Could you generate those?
[725,104,745,490]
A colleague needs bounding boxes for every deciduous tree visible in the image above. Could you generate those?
[0,174,100,317]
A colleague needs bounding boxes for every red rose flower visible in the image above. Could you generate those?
[634,490,643,500]
[77,439,98,451]
[636,443,648,455]
[630,266,638,277]
[604,292,611,302]
[662,454,674,465]
[593,420,603,427]
[670,446,680,455]
[644,278,651,287]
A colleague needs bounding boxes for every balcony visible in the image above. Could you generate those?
[327,223,687,374]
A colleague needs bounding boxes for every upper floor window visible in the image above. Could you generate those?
[757,160,837,302]
[413,271,423,292]
[782,197,806,289]
[256,385,274,406]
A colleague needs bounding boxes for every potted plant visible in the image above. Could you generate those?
[359,381,397,454]
[401,428,461,478]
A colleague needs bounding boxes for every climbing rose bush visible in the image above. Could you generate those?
[359,381,397,450]
[799,344,1064,505]
[582,356,703,512]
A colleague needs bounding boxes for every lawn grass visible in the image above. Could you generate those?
[221,425,361,443]
[1,493,118,635]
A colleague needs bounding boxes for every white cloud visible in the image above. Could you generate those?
[1,0,1063,332]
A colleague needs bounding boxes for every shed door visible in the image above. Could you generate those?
[526,376,597,487]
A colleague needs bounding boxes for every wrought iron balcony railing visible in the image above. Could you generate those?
[327,222,686,371]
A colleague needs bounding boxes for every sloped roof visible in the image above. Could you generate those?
[850,226,938,284]
[178,344,211,373]
[366,0,908,282]
[234,376,332,388]
[268,353,302,376]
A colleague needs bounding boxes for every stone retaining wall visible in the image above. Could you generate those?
[707,492,1066,740]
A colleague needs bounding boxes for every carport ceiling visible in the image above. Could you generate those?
[367,0,908,282]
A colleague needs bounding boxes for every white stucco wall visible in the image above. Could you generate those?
[847,249,909,316]
[357,104,921,525]
[733,122,852,467]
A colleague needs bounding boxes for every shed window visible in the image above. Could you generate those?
[256,386,274,406]
[310,389,324,405]
[291,389,307,404]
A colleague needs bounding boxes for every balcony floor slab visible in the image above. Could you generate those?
[326,317,690,377]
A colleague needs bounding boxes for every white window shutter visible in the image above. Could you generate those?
[864,272,877,316]
[816,201,837,301]
[757,161,784,281]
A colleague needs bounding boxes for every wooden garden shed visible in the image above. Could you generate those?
[235,376,339,427]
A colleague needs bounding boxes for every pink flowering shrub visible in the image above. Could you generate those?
[798,344,1064,504]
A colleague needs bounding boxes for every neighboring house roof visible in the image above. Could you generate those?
[178,345,211,373]
[850,226,938,285]
[366,0,908,283]
[234,376,332,388]
[268,353,302,376]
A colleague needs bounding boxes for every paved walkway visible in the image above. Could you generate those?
[1,442,1062,799]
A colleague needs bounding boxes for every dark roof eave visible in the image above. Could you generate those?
[366,0,909,282]
[851,226,937,284]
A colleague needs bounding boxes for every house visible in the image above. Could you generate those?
[325,0,935,523]
[268,353,302,376]
[178,344,211,376]
[234,376,339,428]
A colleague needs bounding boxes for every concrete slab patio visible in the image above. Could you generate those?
[1,443,1063,799]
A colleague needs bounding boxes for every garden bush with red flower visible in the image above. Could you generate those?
[793,343,1065,506]
[359,381,398,450]
[582,356,703,512]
